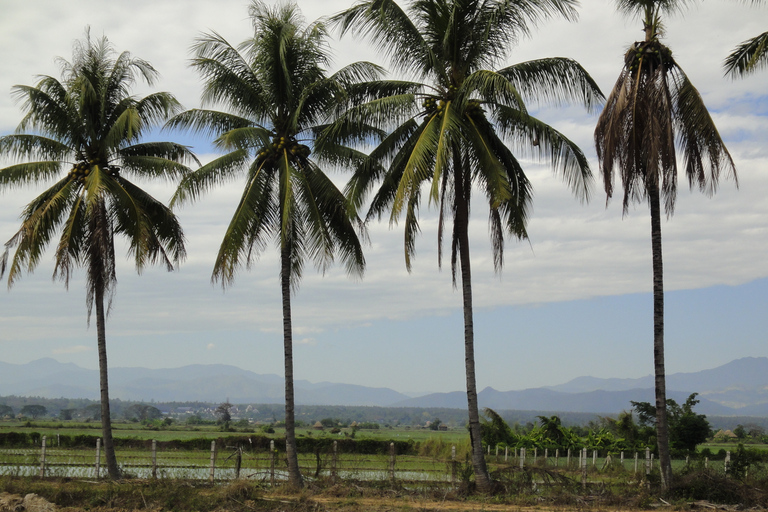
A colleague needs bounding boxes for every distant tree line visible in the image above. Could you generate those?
[480,394,714,456]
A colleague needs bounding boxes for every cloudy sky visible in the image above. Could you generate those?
[0,0,766,396]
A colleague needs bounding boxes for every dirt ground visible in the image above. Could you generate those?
[0,490,629,512]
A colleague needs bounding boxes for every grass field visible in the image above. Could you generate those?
[0,420,470,444]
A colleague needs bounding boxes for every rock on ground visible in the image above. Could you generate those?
[0,493,56,512]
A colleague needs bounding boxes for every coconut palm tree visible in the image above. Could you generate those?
[331,0,602,492]
[0,33,196,479]
[594,0,736,490]
[168,1,376,487]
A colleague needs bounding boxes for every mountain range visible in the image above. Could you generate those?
[1,356,767,416]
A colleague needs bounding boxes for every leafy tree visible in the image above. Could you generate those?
[216,401,233,428]
[480,408,516,447]
[124,404,162,422]
[59,408,76,421]
[594,0,736,489]
[169,2,372,487]
[20,404,47,418]
[82,403,102,421]
[429,418,442,431]
[606,411,645,450]
[0,405,13,418]
[332,0,601,492]
[538,415,567,446]
[0,33,195,479]
[631,393,711,454]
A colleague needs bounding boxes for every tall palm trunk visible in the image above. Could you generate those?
[649,180,672,490]
[281,242,303,488]
[96,284,119,479]
[455,164,492,493]
[90,201,120,480]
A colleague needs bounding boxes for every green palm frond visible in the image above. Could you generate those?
[0,161,63,188]
[2,178,78,286]
[495,104,592,201]
[499,58,604,112]
[165,109,253,139]
[331,0,432,76]
[724,31,768,77]
[171,150,251,207]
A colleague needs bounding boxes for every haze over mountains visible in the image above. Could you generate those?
[1,357,766,416]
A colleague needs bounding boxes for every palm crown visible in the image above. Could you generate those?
[334,0,602,275]
[169,2,378,287]
[0,33,195,310]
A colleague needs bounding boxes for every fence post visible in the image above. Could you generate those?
[208,441,216,483]
[592,450,597,467]
[534,448,538,465]
[332,440,338,482]
[725,451,731,475]
[555,449,559,468]
[544,449,548,467]
[645,448,651,476]
[705,457,709,469]
[567,448,571,468]
[504,446,508,463]
[151,440,157,479]
[39,436,47,478]
[451,445,457,484]
[519,448,525,469]
[495,444,499,462]
[235,448,242,480]
[389,442,396,482]
[581,448,587,489]
[620,451,624,469]
[95,439,101,479]
[269,440,275,487]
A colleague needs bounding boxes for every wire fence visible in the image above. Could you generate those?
[0,436,733,484]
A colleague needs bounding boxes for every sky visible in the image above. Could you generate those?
[0,0,766,397]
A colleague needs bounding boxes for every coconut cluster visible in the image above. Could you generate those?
[422,96,447,115]
[67,157,120,183]
[68,161,92,183]
[256,135,311,165]
[625,41,674,74]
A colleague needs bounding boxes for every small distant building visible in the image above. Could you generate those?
[312,421,324,430]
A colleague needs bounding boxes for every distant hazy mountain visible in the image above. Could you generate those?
[0,359,410,406]
[2,357,767,414]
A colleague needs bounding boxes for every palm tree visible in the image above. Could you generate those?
[0,32,195,479]
[594,0,736,490]
[331,0,602,492]
[168,1,374,488]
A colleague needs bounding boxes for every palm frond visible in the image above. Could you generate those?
[724,31,768,77]
[170,149,251,207]
[498,57,604,112]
